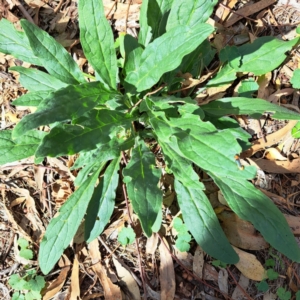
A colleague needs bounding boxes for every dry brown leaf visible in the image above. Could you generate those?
[264,148,287,161]
[219,211,269,250]
[42,256,71,300]
[159,238,175,300]
[241,120,298,158]
[88,239,122,300]
[233,246,266,281]
[224,0,276,27]
[112,257,141,300]
[66,255,81,300]
[284,214,300,236]
[231,274,249,300]
[193,245,204,279]
[267,88,294,104]
[286,265,298,292]
[24,0,51,8]
[252,157,300,173]
[203,263,219,281]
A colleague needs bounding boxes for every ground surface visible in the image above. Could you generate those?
[1,0,300,299]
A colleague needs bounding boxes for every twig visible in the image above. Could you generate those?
[97,236,142,286]
[125,0,132,33]
[12,0,35,24]
[226,266,253,300]
[54,0,65,13]
[106,0,118,19]
[157,233,234,300]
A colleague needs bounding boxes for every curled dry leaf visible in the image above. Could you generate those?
[233,246,266,281]
[241,120,298,158]
[88,239,122,300]
[193,245,204,279]
[112,257,141,300]
[252,157,300,173]
[219,210,269,250]
[218,268,228,295]
[67,255,81,300]
[231,274,249,300]
[264,148,287,161]
[42,255,71,300]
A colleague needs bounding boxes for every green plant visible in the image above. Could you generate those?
[9,270,45,300]
[173,217,192,252]
[118,227,136,246]
[17,238,34,260]
[1,0,300,275]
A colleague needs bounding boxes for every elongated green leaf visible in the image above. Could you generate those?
[35,109,132,157]
[238,79,258,98]
[13,82,121,138]
[229,37,298,75]
[20,19,85,84]
[291,69,300,88]
[123,35,143,75]
[166,0,218,30]
[10,67,68,91]
[126,23,214,92]
[78,0,118,88]
[85,156,121,242]
[13,91,52,107]
[0,130,46,165]
[138,0,173,46]
[206,63,236,87]
[0,18,41,65]
[211,175,300,262]
[201,98,300,120]
[123,139,162,237]
[39,167,101,274]
[175,179,238,263]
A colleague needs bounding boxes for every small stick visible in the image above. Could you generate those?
[125,0,132,33]
[12,0,35,24]
[54,0,65,13]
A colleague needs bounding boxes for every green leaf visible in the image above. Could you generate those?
[9,275,27,290]
[175,179,238,263]
[10,67,68,92]
[38,167,102,274]
[267,269,279,280]
[277,287,291,300]
[256,280,269,292]
[175,234,191,252]
[296,290,300,300]
[12,292,25,300]
[229,37,298,75]
[265,258,275,267]
[206,63,236,87]
[238,79,259,97]
[24,276,45,292]
[13,91,52,107]
[166,0,218,30]
[123,34,143,75]
[292,121,300,138]
[291,69,300,89]
[201,97,300,120]
[123,138,163,237]
[118,227,136,246]
[85,156,121,242]
[13,82,121,138]
[19,249,33,260]
[0,130,46,165]
[0,18,41,65]
[138,0,173,46]
[20,19,85,85]
[126,23,214,92]
[78,0,118,89]
[211,175,300,262]
[35,109,132,157]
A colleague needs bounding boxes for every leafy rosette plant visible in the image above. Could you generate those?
[1,0,300,274]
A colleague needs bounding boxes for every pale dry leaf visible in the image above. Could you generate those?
[233,246,266,281]
[159,238,175,300]
[193,245,204,279]
[112,257,141,300]
[264,148,287,161]
[267,88,294,104]
[284,214,300,236]
[67,255,81,300]
[231,274,249,300]
[263,291,277,300]
[218,268,228,295]
[34,165,45,192]
[88,239,122,300]
[257,72,272,99]
[203,263,219,281]
[24,0,51,8]
[146,233,159,256]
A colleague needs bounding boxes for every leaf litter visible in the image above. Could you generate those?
[1,0,300,299]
